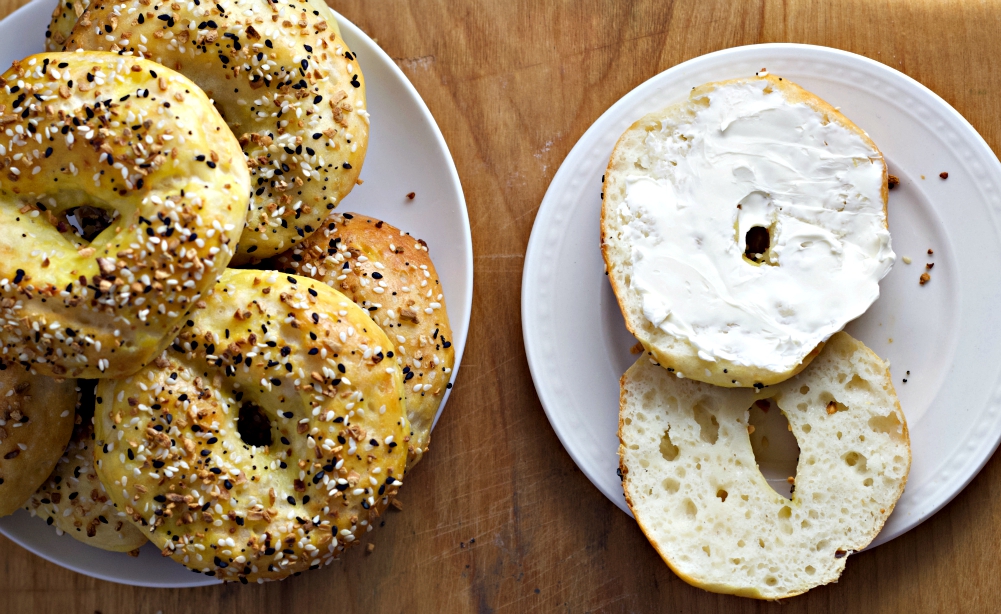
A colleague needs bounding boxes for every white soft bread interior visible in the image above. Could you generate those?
[618,332,910,599]
[601,74,893,388]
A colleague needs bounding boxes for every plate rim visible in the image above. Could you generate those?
[522,41,1001,546]
[0,0,474,588]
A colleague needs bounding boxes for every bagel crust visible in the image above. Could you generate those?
[45,0,85,51]
[602,75,892,388]
[25,381,147,552]
[94,270,408,582]
[269,213,455,469]
[0,364,76,516]
[619,332,910,599]
[66,0,369,264]
[0,52,249,378]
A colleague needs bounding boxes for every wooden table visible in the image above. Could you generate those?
[3,0,1001,611]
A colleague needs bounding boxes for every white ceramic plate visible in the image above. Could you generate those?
[523,44,1001,548]
[0,0,472,587]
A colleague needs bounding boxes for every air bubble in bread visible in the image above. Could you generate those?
[602,75,894,387]
[618,332,910,599]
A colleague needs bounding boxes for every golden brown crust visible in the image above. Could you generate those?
[66,0,369,264]
[93,270,408,582]
[600,74,886,388]
[0,52,249,378]
[0,364,76,516]
[25,380,147,552]
[268,213,454,470]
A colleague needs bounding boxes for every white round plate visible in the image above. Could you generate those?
[0,0,472,587]
[523,44,1001,548]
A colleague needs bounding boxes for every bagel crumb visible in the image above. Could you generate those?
[406,192,416,200]
[887,174,899,189]
[920,273,931,285]
[365,543,375,554]
[926,263,934,269]
[630,342,644,354]
[940,172,948,179]
[902,256,912,264]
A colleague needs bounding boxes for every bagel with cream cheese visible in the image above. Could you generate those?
[66,0,369,264]
[268,213,455,469]
[618,332,910,599]
[0,52,249,378]
[24,380,147,552]
[0,363,76,517]
[94,269,408,582]
[602,74,894,388]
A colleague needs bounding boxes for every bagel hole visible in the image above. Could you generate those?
[237,402,273,447]
[748,399,800,500]
[64,206,118,242]
[742,225,776,265]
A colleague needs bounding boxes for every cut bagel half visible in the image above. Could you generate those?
[618,332,910,599]
[602,75,894,388]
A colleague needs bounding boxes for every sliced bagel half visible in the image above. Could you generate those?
[601,75,893,388]
[618,332,910,599]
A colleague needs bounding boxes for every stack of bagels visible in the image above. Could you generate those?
[602,74,910,599]
[0,0,454,584]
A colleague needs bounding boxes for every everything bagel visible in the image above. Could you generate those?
[270,213,454,469]
[602,75,893,387]
[66,0,369,264]
[0,363,76,516]
[0,52,249,378]
[94,269,408,582]
[45,0,85,51]
[25,380,147,552]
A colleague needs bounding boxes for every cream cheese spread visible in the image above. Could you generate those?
[617,79,894,373]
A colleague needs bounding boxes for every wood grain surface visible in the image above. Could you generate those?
[2,0,1001,612]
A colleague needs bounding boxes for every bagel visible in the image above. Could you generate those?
[0,364,76,516]
[24,380,147,552]
[65,0,369,264]
[45,0,86,51]
[269,212,454,468]
[601,74,894,388]
[618,332,910,599]
[0,52,249,378]
[47,0,343,52]
[93,269,408,582]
